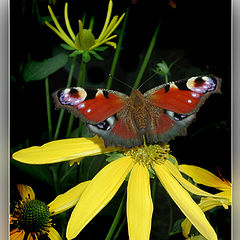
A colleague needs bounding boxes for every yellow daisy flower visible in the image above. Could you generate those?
[10,183,90,240]
[179,164,231,239]
[45,0,125,60]
[12,136,221,240]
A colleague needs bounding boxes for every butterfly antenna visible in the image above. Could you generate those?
[108,74,134,91]
[138,70,161,91]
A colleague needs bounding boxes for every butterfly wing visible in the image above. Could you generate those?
[53,87,127,123]
[53,87,141,147]
[144,76,222,143]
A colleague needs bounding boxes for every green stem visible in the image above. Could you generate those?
[49,165,61,195]
[54,56,77,140]
[45,77,52,141]
[106,8,129,90]
[105,191,126,240]
[113,217,127,240]
[132,23,161,90]
[66,59,86,138]
[165,73,169,83]
[151,178,157,205]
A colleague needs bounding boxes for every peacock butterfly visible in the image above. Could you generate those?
[53,76,221,148]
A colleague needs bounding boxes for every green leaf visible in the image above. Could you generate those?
[90,50,104,61]
[105,152,124,163]
[60,43,75,51]
[23,53,68,82]
[94,46,108,52]
[69,50,83,57]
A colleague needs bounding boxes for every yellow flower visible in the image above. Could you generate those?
[10,183,90,240]
[45,0,125,60]
[13,137,221,240]
[10,184,62,240]
[179,164,231,239]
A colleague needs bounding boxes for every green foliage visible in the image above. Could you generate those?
[23,53,68,82]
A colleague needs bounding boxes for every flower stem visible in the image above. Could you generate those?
[45,76,53,141]
[106,8,129,90]
[105,191,126,240]
[113,217,127,240]
[54,56,77,140]
[132,23,161,90]
[66,59,86,138]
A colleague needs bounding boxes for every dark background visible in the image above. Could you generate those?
[10,0,231,239]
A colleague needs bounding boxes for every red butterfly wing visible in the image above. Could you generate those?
[53,87,127,123]
[145,76,221,114]
[144,76,222,143]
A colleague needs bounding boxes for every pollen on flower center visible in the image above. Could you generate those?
[17,199,51,232]
[124,144,170,167]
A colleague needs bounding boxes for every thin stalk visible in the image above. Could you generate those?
[164,73,169,83]
[113,217,127,240]
[106,8,129,90]
[105,191,126,240]
[66,59,86,138]
[45,77,53,141]
[54,56,77,140]
[132,23,161,90]
[49,165,61,195]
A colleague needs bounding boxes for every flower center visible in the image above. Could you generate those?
[125,143,170,167]
[17,199,51,233]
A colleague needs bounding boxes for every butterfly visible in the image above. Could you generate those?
[53,76,221,148]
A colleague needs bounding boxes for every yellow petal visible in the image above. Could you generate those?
[179,164,231,191]
[181,217,192,238]
[48,227,62,240]
[45,21,76,49]
[97,0,113,42]
[17,184,35,201]
[10,229,25,240]
[47,5,75,47]
[153,162,217,240]
[127,163,153,240]
[66,156,134,239]
[64,3,76,41]
[48,181,91,216]
[215,189,231,202]
[181,196,227,238]
[165,161,217,198]
[12,136,119,164]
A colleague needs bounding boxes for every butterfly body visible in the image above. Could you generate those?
[53,76,221,148]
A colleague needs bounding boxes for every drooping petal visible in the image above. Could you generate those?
[48,227,62,240]
[127,163,153,240]
[181,196,230,238]
[17,184,35,201]
[48,181,91,215]
[66,156,134,239]
[153,162,217,240]
[179,164,231,191]
[10,229,25,240]
[165,161,218,197]
[12,136,119,164]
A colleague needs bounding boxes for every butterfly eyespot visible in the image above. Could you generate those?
[186,76,218,94]
[87,116,117,133]
[166,110,188,121]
